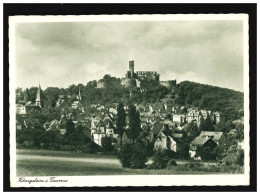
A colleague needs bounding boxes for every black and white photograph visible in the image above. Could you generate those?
[8,12,251,188]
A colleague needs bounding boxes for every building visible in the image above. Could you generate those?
[172,114,186,124]
[121,60,162,88]
[93,132,106,146]
[212,112,225,124]
[189,137,217,159]
[95,60,179,90]
[44,119,60,131]
[16,105,41,115]
[35,84,42,108]
[198,131,226,145]
[154,132,178,152]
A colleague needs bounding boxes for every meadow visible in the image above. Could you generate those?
[16,149,226,176]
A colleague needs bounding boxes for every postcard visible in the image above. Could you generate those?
[9,14,250,187]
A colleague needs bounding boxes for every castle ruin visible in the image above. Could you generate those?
[97,60,176,90]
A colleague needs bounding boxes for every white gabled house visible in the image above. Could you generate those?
[154,132,177,152]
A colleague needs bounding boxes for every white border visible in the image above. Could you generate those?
[9,14,250,187]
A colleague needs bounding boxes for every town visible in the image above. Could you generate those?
[15,60,244,172]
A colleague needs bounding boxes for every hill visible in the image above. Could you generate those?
[16,79,244,122]
[175,81,244,121]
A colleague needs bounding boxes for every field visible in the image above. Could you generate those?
[16,149,222,176]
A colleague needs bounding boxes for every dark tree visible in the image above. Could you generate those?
[101,136,113,153]
[128,105,141,143]
[23,88,31,102]
[199,116,206,131]
[28,87,38,102]
[66,119,75,136]
[199,95,208,109]
[116,103,126,147]
[185,121,200,142]
[117,143,148,169]
[204,113,214,131]
[42,107,61,122]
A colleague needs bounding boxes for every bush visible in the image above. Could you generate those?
[167,162,243,174]
[117,143,148,169]
[188,162,203,169]
[167,159,177,168]
[152,148,176,169]
[222,148,244,166]
[85,141,100,153]
[101,136,113,153]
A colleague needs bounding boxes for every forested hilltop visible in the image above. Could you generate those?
[16,78,244,122]
[175,81,244,121]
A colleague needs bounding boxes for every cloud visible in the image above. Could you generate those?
[15,20,244,92]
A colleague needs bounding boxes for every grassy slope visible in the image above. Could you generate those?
[16,149,221,176]
[16,149,116,159]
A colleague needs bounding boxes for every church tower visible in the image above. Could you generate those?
[35,83,42,108]
[77,87,81,101]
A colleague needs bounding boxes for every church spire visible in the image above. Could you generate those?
[77,87,81,101]
[36,82,42,107]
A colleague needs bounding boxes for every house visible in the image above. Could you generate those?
[93,132,106,146]
[59,129,66,135]
[154,132,177,152]
[57,100,70,109]
[171,133,184,140]
[212,112,225,124]
[199,131,226,145]
[119,129,133,145]
[71,101,82,109]
[189,137,217,159]
[186,111,200,123]
[140,118,147,127]
[44,119,60,131]
[172,114,186,123]
[151,123,164,139]
[16,105,41,115]
[105,122,115,137]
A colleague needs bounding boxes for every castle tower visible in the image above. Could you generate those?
[35,83,42,108]
[129,60,134,78]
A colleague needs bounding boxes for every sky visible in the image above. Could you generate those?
[15,20,244,92]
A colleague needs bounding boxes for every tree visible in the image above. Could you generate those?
[103,74,111,80]
[66,119,75,136]
[185,121,200,142]
[199,116,206,131]
[152,148,176,169]
[176,85,186,105]
[128,105,141,143]
[199,95,208,109]
[215,122,230,133]
[101,136,113,153]
[28,87,39,102]
[23,88,31,102]
[42,107,61,122]
[204,113,214,131]
[117,143,148,169]
[235,123,244,140]
[116,103,126,148]
[176,141,190,159]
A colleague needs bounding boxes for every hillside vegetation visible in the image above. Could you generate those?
[16,78,244,122]
[175,81,244,121]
